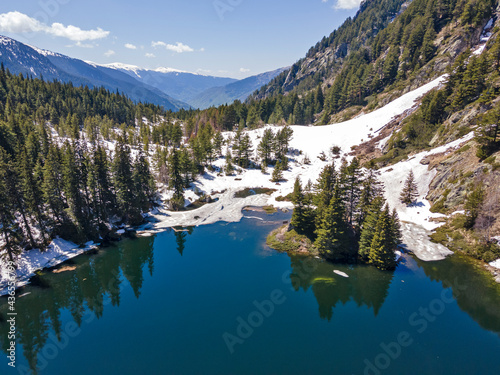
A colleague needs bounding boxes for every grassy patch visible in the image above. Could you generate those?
[267,225,317,255]
[234,187,277,199]
[262,205,277,214]
[430,214,500,263]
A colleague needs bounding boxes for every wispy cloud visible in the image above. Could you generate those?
[0,11,109,41]
[124,43,137,50]
[239,68,250,73]
[104,49,115,57]
[152,41,194,53]
[334,0,363,9]
[145,53,155,58]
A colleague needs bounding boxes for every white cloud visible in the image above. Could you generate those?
[124,43,137,50]
[104,49,115,57]
[145,53,155,58]
[334,0,363,9]
[152,41,194,53]
[0,11,109,41]
[239,68,250,73]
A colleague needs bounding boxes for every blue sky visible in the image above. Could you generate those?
[0,0,361,78]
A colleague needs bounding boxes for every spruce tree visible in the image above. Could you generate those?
[0,148,22,262]
[368,206,397,271]
[257,128,275,167]
[225,150,234,176]
[343,157,362,225]
[168,148,185,211]
[314,162,337,228]
[42,145,66,225]
[314,183,352,261]
[271,160,284,182]
[213,131,224,158]
[400,170,419,205]
[358,197,385,260]
[133,150,156,212]
[290,177,315,237]
[112,139,141,224]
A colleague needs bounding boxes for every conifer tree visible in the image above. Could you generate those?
[112,139,141,223]
[225,150,234,176]
[400,170,418,205]
[356,168,383,229]
[133,150,156,212]
[42,145,66,225]
[314,162,337,228]
[271,160,284,182]
[168,148,185,211]
[314,182,352,261]
[343,157,362,225]
[358,196,385,260]
[257,128,275,167]
[0,148,21,261]
[213,131,224,158]
[368,206,397,270]
[19,148,48,243]
[290,177,315,237]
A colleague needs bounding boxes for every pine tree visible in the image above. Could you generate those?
[358,197,385,260]
[356,168,383,229]
[314,162,337,228]
[213,131,224,158]
[257,128,275,167]
[400,170,418,205]
[343,157,362,225]
[42,145,66,225]
[133,150,156,212]
[314,183,352,261]
[464,185,484,229]
[368,206,397,271]
[168,148,185,211]
[112,139,141,224]
[290,177,315,237]
[19,148,49,244]
[0,148,22,262]
[224,150,234,176]
[271,160,284,182]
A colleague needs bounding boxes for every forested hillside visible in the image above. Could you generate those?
[178,0,496,133]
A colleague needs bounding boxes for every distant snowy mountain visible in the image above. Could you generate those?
[0,35,188,111]
[0,35,286,110]
[95,62,237,104]
[188,67,289,109]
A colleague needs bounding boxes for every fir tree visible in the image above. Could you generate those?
[133,150,156,212]
[168,148,185,211]
[224,150,234,176]
[290,177,315,237]
[314,183,352,261]
[0,148,22,261]
[400,170,418,205]
[257,128,275,167]
[112,139,141,224]
[358,197,385,261]
[271,160,284,182]
[213,131,224,158]
[368,206,397,271]
[314,162,337,228]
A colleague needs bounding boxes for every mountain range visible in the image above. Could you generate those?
[0,35,284,110]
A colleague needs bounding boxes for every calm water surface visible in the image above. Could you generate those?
[1,210,500,375]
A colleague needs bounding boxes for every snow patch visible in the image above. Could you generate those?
[490,259,500,269]
[0,238,98,296]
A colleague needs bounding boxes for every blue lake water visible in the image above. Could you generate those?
[1,210,500,375]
